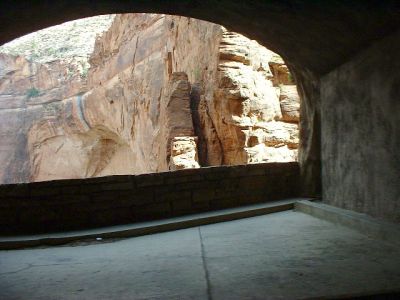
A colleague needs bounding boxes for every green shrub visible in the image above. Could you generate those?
[80,62,89,79]
[30,52,40,61]
[80,67,88,79]
[26,87,40,98]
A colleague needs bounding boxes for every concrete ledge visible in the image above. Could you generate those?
[0,198,310,250]
[295,200,400,247]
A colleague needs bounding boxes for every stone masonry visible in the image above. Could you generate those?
[0,162,299,234]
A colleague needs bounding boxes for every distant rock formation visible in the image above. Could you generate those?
[0,13,299,183]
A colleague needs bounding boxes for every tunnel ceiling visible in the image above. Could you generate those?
[1,1,399,76]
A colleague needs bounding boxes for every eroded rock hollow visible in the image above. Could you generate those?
[0,14,299,183]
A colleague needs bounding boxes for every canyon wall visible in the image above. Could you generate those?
[0,14,299,183]
[0,54,87,183]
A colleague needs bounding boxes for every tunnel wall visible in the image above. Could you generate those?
[0,162,299,234]
[321,29,400,223]
[1,1,399,221]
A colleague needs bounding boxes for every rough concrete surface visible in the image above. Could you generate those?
[1,211,400,299]
[296,200,400,247]
[321,29,400,223]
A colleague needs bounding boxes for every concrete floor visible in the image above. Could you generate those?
[1,211,400,300]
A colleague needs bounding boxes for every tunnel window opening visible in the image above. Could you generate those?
[0,13,300,184]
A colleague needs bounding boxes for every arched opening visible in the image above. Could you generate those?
[1,2,400,299]
[1,1,398,199]
[0,1,332,197]
[0,13,301,234]
[0,14,300,183]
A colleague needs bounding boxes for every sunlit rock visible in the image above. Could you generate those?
[0,14,299,183]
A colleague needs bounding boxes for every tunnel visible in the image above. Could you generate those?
[0,1,400,298]
[1,0,399,223]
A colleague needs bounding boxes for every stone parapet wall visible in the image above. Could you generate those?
[0,162,299,234]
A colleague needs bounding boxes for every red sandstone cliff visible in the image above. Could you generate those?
[0,14,299,183]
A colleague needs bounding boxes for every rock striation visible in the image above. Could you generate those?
[0,14,299,183]
[0,53,87,183]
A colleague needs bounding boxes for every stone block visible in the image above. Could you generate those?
[100,181,134,191]
[239,176,268,190]
[0,184,29,197]
[55,194,91,204]
[90,208,134,226]
[19,207,58,224]
[164,174,203,185]
[191,199,209,210]
[153,184,177,195]
[30,186,60,197]
[238,191,267,205]
[85,175,132,184]
[55,207,90,225]
[155,190,191,203]
[61,185,81,195]
[174,180,217,191]
[210,197,241,210]
[32,197,61,207]
[171,198,192,211]
[52,178,81,186]
[0,209,18,225]
[0,198,13,208]
[221,178,240,190]
[90,191,118,205]
[135,174,164,187]
[192,188,215,203]
[240,167,267,177]
[91,191,137,210]
[214,188,238,199]
[4,199,35,208]
[81,184,103,193]
[130,190,154,205]
[170,167,204,177]
[134,202,171,220]
[264,162,299,176]
[224,166,248,178]
[29,181,57,189]
[204,170,229,181]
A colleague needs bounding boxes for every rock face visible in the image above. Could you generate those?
[169,137,200,171]
[0,53,87,183]
[202,30,299,165]
[0,14,299,183]
[0,15,115,72]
